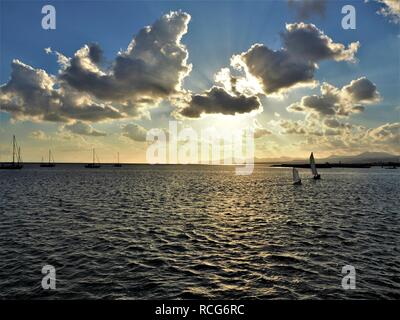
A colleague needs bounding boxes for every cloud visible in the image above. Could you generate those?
[324,118,346,128]
[342,77,380,103]
[174,21,359,118]
[234,44,317,95]
[254,119,272,138]
[60,11,192,113]
[30,130,49,140]
[231,23,359,95]
[317,121,399,153]
[368,122,400,144]
[287,77,380,118]
[282,23,360,62]
[1,60,59,120]
[375,0,400,24]
[254,128,272,138]
[275,115,399,154]
[278,119,308,135]
[122,123,147,142]
[288,0,326,19]
[178,86,262,118]
[0,59,124,122]
[64,121,107,136]
[1,11,191,123]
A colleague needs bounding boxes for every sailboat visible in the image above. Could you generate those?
[85,148,101,168]
[114,152,122,167]
[292,167,302,185]
[310,152,321,179]
[0,135,23,170]
[40,149,56,167]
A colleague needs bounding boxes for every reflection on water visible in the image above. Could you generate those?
[0,164,399,299]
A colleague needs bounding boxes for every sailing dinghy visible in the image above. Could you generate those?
[292,167,302,185]
[310,152,321,179]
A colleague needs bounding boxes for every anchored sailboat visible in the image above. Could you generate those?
[85,148,101,168]
[292,167,302,185]
[0,135,23,170]
[114,152,122,167]
[40,149,56,167]
[310,152,321,179]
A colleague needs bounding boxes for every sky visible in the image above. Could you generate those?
[0,0,399,163]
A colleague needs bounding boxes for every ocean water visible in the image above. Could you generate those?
[0,164,399,299]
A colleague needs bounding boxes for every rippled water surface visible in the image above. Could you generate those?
[0,164,399,299]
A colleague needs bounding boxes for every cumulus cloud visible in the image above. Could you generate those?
[64,121,107,136]
[275,115,398,154]
[60,11,191,113]
[313,121,399,154]
[288,0,326,19]
[175,21,359,118]
[254,128,272,138]
[30,130,49,140]
[178,86,261,118]
[368,122,400,144]
[234,44,317,95]
[122,123,147,142]
[231,23,359,95]
[287,77,380,118]
[274,117,355,136]
[253,119,272,138]
[1,11,191,123]
[324,118,351,129]
[282,23,360,62]
[0,59,125,122]
[375,0,400,24]
[278,119,308,135]
[342,77,380,103]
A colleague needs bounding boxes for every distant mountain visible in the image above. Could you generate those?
[255,152,400,164]
[324,152,399,163]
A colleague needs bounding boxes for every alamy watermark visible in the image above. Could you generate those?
[341,265,356,290]
[41,265,56,290]
[41,5,56,30]
[145,121,254,175]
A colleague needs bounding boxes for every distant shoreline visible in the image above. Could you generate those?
[1,162,399,168]
[269,163,399,168]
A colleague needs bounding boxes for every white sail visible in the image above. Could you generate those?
[310,152,318,176]
[293,167,301,183]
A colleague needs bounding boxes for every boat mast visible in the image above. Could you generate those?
[49,149,51,164]
[12,135,16,164]
[93,148,95,165]
[117,152,120,165]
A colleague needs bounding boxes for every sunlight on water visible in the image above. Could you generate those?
[0,164,399,299]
